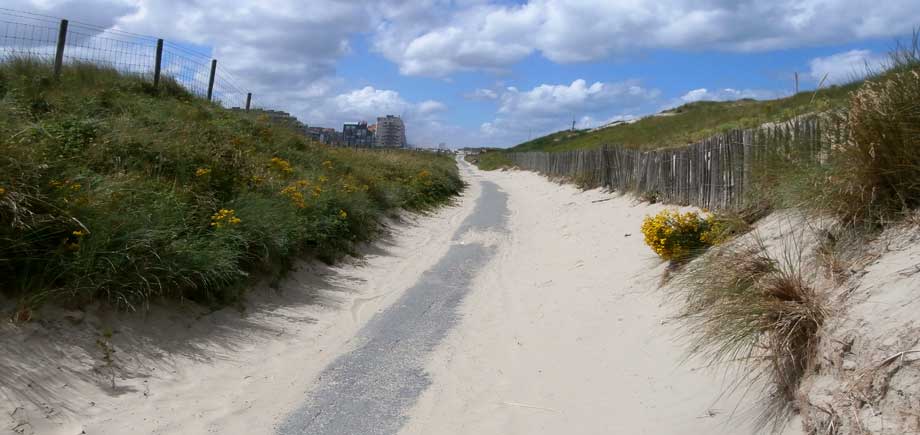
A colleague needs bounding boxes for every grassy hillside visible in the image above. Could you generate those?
[510,83,860,153]
[0,59,463,314]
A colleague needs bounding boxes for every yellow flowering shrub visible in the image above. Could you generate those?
[641,210,716,261]
[269,157,293,174]
[280,185,307,208]
[210,209,242,228]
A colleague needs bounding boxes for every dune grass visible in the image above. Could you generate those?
[816,39,920,227]
[675,234,827,432]
[0,58,463,313]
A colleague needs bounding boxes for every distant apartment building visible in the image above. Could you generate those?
[307,126,341,145]
[375,115,406,148]
[342,121,374,148]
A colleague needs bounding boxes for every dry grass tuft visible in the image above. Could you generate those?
[675,233,828,432]
[819,34,920,226]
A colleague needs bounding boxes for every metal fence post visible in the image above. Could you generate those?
[206,59,217,101]
[245,92,252,111]
[153,39,163,88]
[53,19,68,78]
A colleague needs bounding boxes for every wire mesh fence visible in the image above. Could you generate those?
[0,8,251,109]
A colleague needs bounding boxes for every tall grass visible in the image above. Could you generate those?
[817,34,920,226]
[0,59,463,312]
[675,234,827,432]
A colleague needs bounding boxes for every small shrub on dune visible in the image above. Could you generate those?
[675,236,827,431]
[640,210,744,261]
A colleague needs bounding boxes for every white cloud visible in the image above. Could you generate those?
[808,49,889,85]
[677,88,782,104]
[418,100,448,115]
[329,86,411,120]
[478,79,660,147]
[374,0,920,77]
[498,79,659,117]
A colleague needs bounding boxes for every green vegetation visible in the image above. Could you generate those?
[510,85,859,153]
[817,55,920,226]
[463,150,512,171]
[0,59,463,313]
[748,36,920,228]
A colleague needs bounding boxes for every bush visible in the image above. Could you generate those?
[0,59,463,312]
[640,210,724,261]
[675,236,827,431]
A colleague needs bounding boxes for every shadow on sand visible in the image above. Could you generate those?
[0,227,405,419]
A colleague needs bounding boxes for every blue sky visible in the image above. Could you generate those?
[336,27,898,147]
[7,0,918,148]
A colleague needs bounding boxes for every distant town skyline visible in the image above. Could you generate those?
[10,0,918,147]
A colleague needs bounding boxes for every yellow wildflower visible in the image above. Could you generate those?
[338,209,348,220]
[322,160,334,169]
[640,209,714,261]
[72,230,86,237]
[269,157,294,174]
[0,186,5,196]
[281,185,307,208]
[211,208,242,228]
[318,175,328,184]
[195,168,211,177]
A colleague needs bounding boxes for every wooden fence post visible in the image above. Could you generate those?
[153,39,164,88]
[206,59,217,101]
[53,19,68,78]
[245,93,252,111]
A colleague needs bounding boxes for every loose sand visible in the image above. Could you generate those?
[398,164,762,435]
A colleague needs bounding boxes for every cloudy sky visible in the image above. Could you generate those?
[6,0,918,147]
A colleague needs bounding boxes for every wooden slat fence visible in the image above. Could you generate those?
[507,117,833,210]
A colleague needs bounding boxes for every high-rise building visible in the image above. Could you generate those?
[342,121,374,148]
[375,115,406,148]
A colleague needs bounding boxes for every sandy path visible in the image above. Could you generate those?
[277,176,508,434]
[4,159,767,435]
[399,163,757,435]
